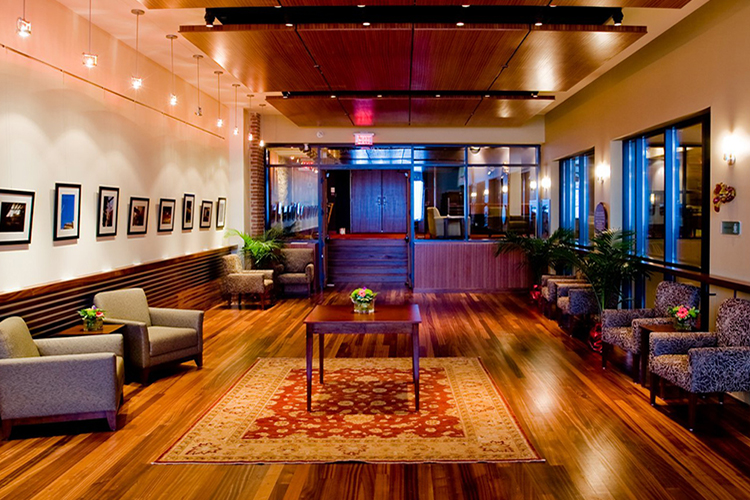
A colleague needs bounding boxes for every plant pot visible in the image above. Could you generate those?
[83,317,104,332]
[589,321,603,353]
[353,300,375,314]
[673,319,692,332]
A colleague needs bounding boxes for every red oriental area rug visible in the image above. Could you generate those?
[157,357,543,464]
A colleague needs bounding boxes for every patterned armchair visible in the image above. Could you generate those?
[275,248,315,296]
[541,276,586,317]
[649,298,750,431]
[601,281,700,380]
[557,284,597,332]
[0,317,125,438]
[221,254,274,309]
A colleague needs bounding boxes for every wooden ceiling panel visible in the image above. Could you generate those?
[491,25,646,92]
[467,97,552,126]
[412,24,528,91]
[179,25,329,92]
[282,0,411,5]
[414,0,546,5]
[553,0,689,7]
[267,96,353,126]
[339,98,410,126]
[298,24,413,91]
[143,0,275,8]
[410,97,481,126]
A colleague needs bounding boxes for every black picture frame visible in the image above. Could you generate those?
[199,200,213,229]
[158,198,176,233]
[0,188,35,245]
[97,186,120,237]
[128,197,150,235]
[54,183,81,241]
[216,197,226,229]
[182,193,195,231]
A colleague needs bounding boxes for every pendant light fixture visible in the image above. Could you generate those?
[82,0,97,68]
[166,34,178,106]
[193,54,203,116]
[246,94,254,141]
[214,70,223,128]
[232,84,241,136]
[17,0,31,38]
[130,9,144,89]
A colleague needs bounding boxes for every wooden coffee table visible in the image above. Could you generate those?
[303,304,422,412]
[639,323,684,385]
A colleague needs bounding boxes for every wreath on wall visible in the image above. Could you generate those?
[713,183,736,212]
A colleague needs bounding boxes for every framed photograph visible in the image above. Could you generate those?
[0,189,35,245]
[97,186,119,237]
[216,197,226,229]
[182,194,195,231]
[158,198,176,232]
[128,197,150,235]
[54,183,81,241]
[199,200,213,229]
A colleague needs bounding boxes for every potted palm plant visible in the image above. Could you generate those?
[225,228,285,269]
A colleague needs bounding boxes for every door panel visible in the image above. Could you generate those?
[350,170,382,233]
[381,170,408,233]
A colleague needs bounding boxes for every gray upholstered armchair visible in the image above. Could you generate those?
[0,317,125,438]
[601,281,700,380]
[557,284,598,331]
[541,275,586,317]
[93,288,203,385]
[275,248,315,296]
[649,298,750,431]
[221,254,274,309]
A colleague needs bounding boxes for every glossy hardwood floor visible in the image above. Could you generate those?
[2,285,750,499]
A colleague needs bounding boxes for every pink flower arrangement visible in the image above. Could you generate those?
[667,304,699,328]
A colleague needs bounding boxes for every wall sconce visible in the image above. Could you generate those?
[501,185,508,194]
[724,135,738,165]
[595,163,610,182]
[541,177,551,190]
[529,180,537,190]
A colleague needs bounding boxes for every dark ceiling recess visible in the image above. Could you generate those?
[208,6,623,26]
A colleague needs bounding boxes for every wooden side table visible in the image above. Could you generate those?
[55,324,125,337]
[639,323,683,385]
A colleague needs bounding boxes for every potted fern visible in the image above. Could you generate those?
[225,228,285,269]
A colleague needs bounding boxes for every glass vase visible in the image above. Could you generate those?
[83,317,104,332]
[353,300,375,314]
[673,319,691,332]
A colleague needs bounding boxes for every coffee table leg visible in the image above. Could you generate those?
[412,324,420,411]
[306,326,313,412]
[319,332,325,384]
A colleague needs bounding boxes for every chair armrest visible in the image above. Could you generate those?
[689,347,750,393]
[104,318,149,369]
[0,354,120,419]
[650,332,717,357]
[273,263,285,275]
[35,334,124,357]
[602,308,656,328]
[568,288,599,315]
[557,283,591,298]
[243,269,274,280]
[149,307,204,331]
[225,273,266,293]
[305,263,315,283]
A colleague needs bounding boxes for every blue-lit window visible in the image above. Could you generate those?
[559,150,594,246]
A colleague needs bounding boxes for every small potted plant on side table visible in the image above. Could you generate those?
[668,305,699,331]
[351,287,377,314]
[78,305,106,332]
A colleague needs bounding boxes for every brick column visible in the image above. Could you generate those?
[244,111,265,236]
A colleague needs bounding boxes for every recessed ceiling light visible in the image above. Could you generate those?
[484,94,490,98]
[461,4,470,7]
[285,23,293,27]
[330,95,337,98]
[534,21,543,27]
[363,22,370,26]
[357,4,366,7]
[377,94,383,98]
[435,94,441,97]
[456,22,464,27]
[274,4,282,7]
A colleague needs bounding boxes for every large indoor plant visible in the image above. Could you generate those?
[225,228,285,269]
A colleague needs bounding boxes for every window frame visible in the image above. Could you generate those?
[559,149,595,247]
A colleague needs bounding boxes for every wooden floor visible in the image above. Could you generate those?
[2,286,750,499]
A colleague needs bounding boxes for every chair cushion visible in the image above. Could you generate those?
[264,279,274,289]
[278,273,310,285]
[282,249,313,273]
[148,326,198,357]
[94,288,152,326]
[0,317,40,359]
[602,326,639,353]
[650,354,691,391]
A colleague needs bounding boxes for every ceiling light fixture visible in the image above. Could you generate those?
[285,23,293,27]
[193,54,203,116]
[435,94,441,97]
[330,95,337,98]
[130,9,144,90]
[167,34,178,106]
[456,22,464,27]
[531,91,539,98]
[461,4,470,7]
[232,83,240,136]
[376,94,383,98]
[612,9,624,26]
[363,22,370,26]
[16,0,31,38]
[82,0,97,68]
[274,4,282,7]
[204,9,215,28]
[357,4,365,7]
[215,70,223,128]
[247,94,254,141]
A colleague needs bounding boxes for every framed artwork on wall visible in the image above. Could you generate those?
[158,198,176,233]
[200,200,213,229]
[128,197,150,235]
[54,183,81,241]
[0,189,35,245]
[216,197,226,229]
[97,186,119,237]
[182,194,195,230]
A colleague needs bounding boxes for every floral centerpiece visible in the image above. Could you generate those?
[350,287,377,314]
[668,305,699,331]
[78,305,106,331]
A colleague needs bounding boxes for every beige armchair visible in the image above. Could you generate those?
[426,207,463,238]
[93,288,203,385]
[221,254,274,309]
[275,248,315,296]
[0,317,125,438]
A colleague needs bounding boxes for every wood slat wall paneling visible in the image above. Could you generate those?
[0,246,235,337]
[413,241,528,291]
[143,0,275,8]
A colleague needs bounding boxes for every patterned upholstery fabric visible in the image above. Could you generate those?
[544,278,587,305]
[221,255,274,296]
[281,248,313,273]
[715,298,750,347]
[94,288,152,326]
[0,317,40,359]
[558,287,598,316]
[653,281,701,317]
[278,248,314,295]
[278,274,309,285]
[223,254,244,275]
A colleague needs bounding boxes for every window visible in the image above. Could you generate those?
[415,166,465,239]
[559,150,595,246]
[622,114,708,270]
[467,166,537,237]
[267,166,319,239]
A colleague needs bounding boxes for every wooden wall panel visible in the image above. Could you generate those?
[298,24,413,91]
[0,247,235,338]
[339,97,410,126]
[414,241,529,291]
[491,25,646,92]
[412,25,528,91]
[179,25,329,92]
[467,96,553,126]
[266,96,353,126]
[554,0,689,6]
[410,97,480,126]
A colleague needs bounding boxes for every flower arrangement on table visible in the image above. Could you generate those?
[78,305,106,331]
[350,287,377,314]
[667,305,699,331]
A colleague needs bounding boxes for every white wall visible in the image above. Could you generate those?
[0,0,232,292]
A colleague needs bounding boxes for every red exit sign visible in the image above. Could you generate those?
[354,132,374,146]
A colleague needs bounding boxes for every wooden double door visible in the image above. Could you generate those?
[350,170,408,234]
